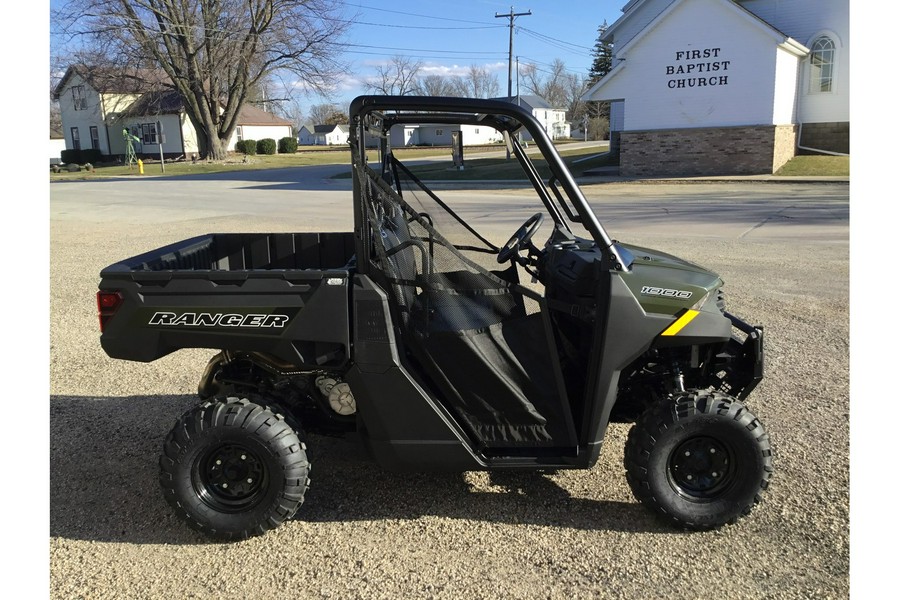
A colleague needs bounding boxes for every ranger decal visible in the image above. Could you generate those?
[149,312,290,328]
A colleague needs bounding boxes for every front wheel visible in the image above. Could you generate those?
[159,396,310,540]
[624,390,773,530]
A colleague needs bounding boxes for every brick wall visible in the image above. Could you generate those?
[797,122,849,155]
[773,125,798,172]
[619,125,799,177]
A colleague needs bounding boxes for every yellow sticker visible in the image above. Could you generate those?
[661,310,700,336]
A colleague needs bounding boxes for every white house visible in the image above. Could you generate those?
[582,0,849,176]
[496,95,571,141]
[389,124,504,147]
[53,65,159,157]
[298,125,316,145]
[229,105,294,151]
[298,124,350,146]
[50,127,66,164]
[53,65,292,159]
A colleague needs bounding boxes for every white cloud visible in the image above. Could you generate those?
[419,61,507,77]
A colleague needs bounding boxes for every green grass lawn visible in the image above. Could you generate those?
[331,144,611,181]
[50,151,354,181]
[399,144,610,181]
[51,144,846,181]
[775,155,849,176]
[48,145,507,181]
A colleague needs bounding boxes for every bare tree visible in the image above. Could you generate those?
[564,71,590,125]
[520,59,570,108]
[309,103,347,125]
[520,58,594,128]
[275,97,307,135]
[50,101,62,135]
[459,64,500,99]
[50,61,65,135]
[417,74,460,97]
[53,0,348,160]
[366,55,423,96]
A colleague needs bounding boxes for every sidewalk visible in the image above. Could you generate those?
[579,174,850,184]
[578,164,848,184]
[420,173,850,189]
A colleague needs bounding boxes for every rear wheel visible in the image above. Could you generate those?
[159,396,310,540]
[624,389,773,530]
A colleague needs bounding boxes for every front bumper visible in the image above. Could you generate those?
[720,312,764,400]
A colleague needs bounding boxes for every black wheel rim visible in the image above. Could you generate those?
[192,443,268,513]
[667,436,735,501]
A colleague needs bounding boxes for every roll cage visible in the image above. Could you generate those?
[348,95,631,272]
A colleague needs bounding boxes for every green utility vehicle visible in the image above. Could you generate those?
[98,96,770,540]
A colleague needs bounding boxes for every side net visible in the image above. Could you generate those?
[360,154,573,448]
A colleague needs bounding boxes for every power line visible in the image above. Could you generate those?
[349,2,497,26]
[343,49,508,61]
[517,27,595,52]
[337,42,506,56]
[518,56,591,76]
[351,20,505,31]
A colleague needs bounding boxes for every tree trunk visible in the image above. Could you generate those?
[206,136,227,161]
[192,119,227,161]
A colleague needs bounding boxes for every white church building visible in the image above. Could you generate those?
[582,0,849,176]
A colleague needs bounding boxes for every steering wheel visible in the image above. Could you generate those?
[497,213,544,263]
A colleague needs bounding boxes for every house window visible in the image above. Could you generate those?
[72,85,87,110]
[71,127,81,150]
[474,128,480,134]
[236,126,243,142]
[809,36,835,93]
[436,129,444,136]
[141,122,158,145]
[90,126,100,150]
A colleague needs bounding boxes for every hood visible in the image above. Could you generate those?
[619,243,724,315]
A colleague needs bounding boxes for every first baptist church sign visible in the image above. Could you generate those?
[665,47,731,89]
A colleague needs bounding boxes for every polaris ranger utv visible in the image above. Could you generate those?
[97,96,770,540]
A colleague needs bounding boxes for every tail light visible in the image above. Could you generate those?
[97,291,123,332]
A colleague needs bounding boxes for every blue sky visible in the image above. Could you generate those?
[48,0,624,109]
[324,1,622,103]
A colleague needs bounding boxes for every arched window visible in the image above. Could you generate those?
[809,36,835,93]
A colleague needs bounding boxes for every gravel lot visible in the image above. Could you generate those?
[49,178,849,599]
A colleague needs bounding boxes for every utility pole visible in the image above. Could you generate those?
[496,6,531,157]
[515,56,520,101]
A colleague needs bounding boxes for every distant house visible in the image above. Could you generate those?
[298,124,349,146]
[388,124,503,147]
[53,64,292,159]
[230,105,294,150]
[53,65,161,157]
[50,126,66,164]
[313,124,350,146]
[495,95,571,141]
[298,125,316,145]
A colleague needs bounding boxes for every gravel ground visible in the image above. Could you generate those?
[48,181,849,599]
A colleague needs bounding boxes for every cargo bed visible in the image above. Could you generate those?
[98,232,356,366]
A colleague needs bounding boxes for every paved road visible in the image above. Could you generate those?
[49,172,849,599]
[50,163,846,241]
